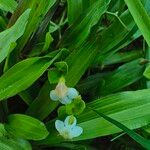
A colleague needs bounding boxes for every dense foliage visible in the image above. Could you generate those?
[0,0,150,149]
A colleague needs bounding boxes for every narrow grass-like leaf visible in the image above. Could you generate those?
[97,50,143,65]
[0,16,7,31]
[61,0,110,49]
[90,108,150,150]
[6,0,56,68]
[100,58,145,95]
[65,39,98,87]
[26,81,58,119]
[99,10,135,54]
[144,64,150,79]
[67,0,82,24]
[0,9,30,63]
[125,0,150,46]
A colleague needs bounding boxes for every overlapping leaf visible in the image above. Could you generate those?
[0,9,30,63]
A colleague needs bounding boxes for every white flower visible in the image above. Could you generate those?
[55,116,83,139]
[50,78,78,105]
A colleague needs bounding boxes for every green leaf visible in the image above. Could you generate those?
[100,58,145,95]
[90,108,150,150]
[124,0,150,47]
[57,106,67,119]
[42,32,53,52]
[26,81,59,120]
[0,137,32,150]
[0,123,6,137]
[67,0,82,24]
[0,9,30,63]
[99,10,136,54]
[48,69,62,84]
[6,0,56,68]
[66,97,86,115]
[0,51,62,101]
[97,50,143,66]
[144,64,150,79]
[61,0,110,49]
[5,114,49,140]
[0,0,17,13]
[55,61,68,74]
[10,0,56,48]
[65,39,98,87]
[0,123,31,149]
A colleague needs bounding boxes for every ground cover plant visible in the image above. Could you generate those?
[0,0,150,149]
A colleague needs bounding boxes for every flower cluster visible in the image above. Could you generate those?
[50,77,83,139]
[50,77,78,105]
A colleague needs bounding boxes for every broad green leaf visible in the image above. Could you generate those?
[65,39,98,87]
[0,123,31,149]
[90,109,150,150]
[0,0,17,13]
[0,9,30,63]
[61,0,110,49]
[124,0,150,46]
[5,114,49,140]
[42,89,150,144]
[0,137,32,150]
[0,51,62,101]
[100,58,145,95]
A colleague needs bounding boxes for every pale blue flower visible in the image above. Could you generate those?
[67,88,79,99]
[50,80,79,105]
[55,116,83,139]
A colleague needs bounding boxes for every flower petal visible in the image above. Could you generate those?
[55,81,68,98]
[55,120,65,133]
[64,116,77,127]
[50,90,59,101]
[61,96,72,105]
[70,126,83,138]
[67,88,79,99]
